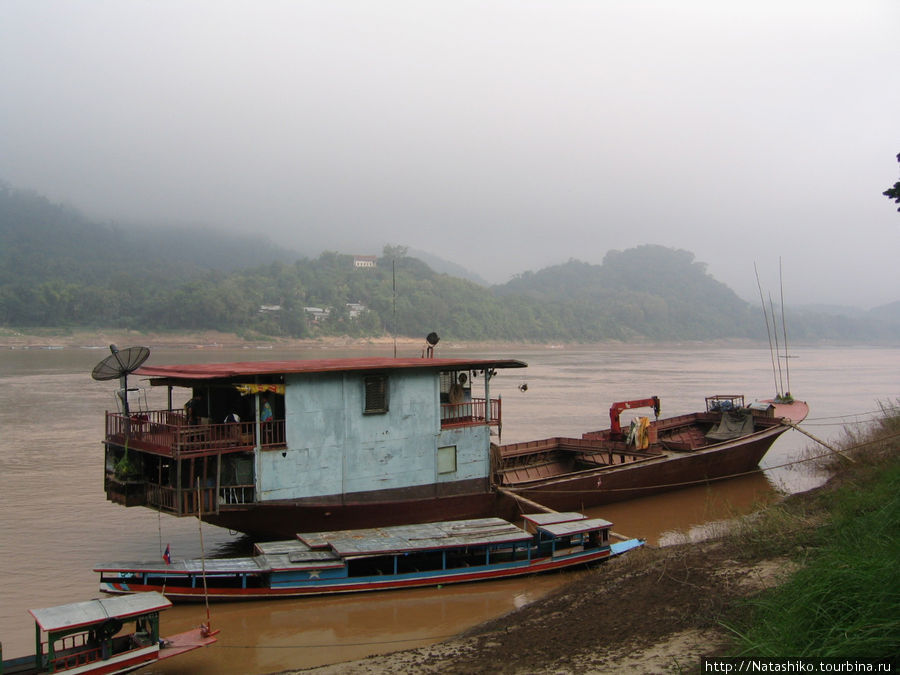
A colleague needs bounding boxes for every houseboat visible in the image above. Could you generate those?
[97,349,805,539]
[0,592,216,675]
[95,513,643,601]
[101,354,527,538]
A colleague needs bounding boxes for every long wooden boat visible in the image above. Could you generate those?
[0,592,217,675]
[94,514,643,602]
[94,348,807,538]
[494,395,809,510]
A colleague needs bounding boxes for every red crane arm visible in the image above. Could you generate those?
[609,396,661,436]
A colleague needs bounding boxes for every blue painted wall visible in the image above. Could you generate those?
[257,370,489,501]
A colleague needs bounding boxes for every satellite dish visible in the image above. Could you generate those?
[92,345,150,417]
[91,344,150,381]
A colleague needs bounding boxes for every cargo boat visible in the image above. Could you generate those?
[494,394,809,510]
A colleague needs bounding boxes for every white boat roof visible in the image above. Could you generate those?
[298,517,533,556]
[253,539,312,555]
[29,592,171,633]
[537,517,614,537]
[521,512,589,527]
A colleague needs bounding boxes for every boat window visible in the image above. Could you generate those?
[437,446,457,474]
[363,375,389,414]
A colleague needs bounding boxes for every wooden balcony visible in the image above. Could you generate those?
[104,410,285,458]
[440,397,501,429]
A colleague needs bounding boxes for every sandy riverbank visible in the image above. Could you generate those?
[0,327,765,353]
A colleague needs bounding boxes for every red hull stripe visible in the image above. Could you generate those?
[61,648,157,675]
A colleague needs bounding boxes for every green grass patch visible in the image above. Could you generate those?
[724,417,900,658]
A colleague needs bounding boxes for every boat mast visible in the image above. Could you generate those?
[778,257,791,399]
[768,294,785,397]
[754,263,780,398]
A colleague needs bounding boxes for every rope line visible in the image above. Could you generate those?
[805,406,898,422]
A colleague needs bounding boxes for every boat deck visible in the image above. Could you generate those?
[158,626,219,659]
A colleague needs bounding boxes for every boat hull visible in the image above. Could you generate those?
[502,423,791,512]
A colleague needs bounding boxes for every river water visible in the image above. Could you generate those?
[1,343,897,673]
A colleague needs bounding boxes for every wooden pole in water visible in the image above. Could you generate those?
[196,478,212,632]
[496,487,556,513]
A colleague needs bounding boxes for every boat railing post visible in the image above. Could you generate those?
[214,454,221,515]
[484,370,491,424]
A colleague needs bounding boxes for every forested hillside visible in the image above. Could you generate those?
[1,184,896,343]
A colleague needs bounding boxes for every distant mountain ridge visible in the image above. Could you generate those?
[0,182,897,343]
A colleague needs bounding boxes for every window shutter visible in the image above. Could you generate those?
[364,375,388,414]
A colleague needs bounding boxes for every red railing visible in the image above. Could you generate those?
[46,633,103,672]
[440,398,501,428]
[105,410,285,457]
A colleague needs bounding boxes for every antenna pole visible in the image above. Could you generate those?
[755,263,779,398]
[392,258,397,358]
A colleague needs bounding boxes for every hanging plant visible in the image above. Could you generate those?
[114,437,140,480]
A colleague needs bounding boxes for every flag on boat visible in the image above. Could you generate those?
[163,544,171,565]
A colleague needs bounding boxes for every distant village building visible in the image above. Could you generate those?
[353,255,377,269]
[346,302,367,319]
[303,307,330,322]
[259,305,282,313]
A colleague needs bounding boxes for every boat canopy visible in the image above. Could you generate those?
[136,357,527,386]
[29,592,172,632]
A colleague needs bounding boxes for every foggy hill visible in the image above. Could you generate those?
[0,183,297,287]
[1,183,896,344]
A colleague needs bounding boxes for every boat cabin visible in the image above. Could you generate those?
[101,356,526,527]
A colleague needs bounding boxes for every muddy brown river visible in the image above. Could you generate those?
[1,343,896,673]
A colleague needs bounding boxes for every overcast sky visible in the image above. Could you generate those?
[2,1,898,308]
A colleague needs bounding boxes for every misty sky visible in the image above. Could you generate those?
[2,1,898,308]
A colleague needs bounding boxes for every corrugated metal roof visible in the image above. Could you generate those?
[298,517,533,556]
[136,356,527,382]
[95,559,267,575]
[29,592,171,632]
[537,517,614,537]
[521,512,588,527]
